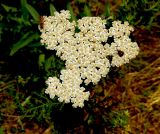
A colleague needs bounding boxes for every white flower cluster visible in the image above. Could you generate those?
[39,10,139,108]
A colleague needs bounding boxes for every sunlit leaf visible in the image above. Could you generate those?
[103,1,110,17]
[84,5,92,16]
[50,3,56,16]
[25,4,40,22]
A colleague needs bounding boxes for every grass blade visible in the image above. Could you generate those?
[25,4,40,22]
[1,4,17,12]
[10,33,39,56]
[103,1,111,17]
[20,0,28,20]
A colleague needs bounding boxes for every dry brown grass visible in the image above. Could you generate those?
[121,57,160,133]
[116,29,160,133]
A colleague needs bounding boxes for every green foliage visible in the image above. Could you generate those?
[67,2,77,21]
[109,110,129,128]
[1,4,17,12]
[10,32,39,56]
[0,0,64,127]
[103,1,111,17]
[2,76,61,123]
[1,3,36,55]
[50,3,56,16]
[25,4,40,22]
[20,92,61,122]
[84,4,92,16]
[47,57,64,76]
[117,0,160,28]
[0,0,64,76]
[103,110,129,128]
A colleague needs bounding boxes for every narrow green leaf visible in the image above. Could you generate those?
[1,4,17,12]
[20,0,29,20]
[84,5,92,16]
[103,2,111,17]
[21,0,27,10]
[10,33,39,56]
[25,4,40,22]
[21,96,31,106]
[67,2,77,21]
[50,3,56,16]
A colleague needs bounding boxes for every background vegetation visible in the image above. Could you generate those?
[0,0,160,133]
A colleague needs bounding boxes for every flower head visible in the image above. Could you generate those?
[39,10,139,108]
